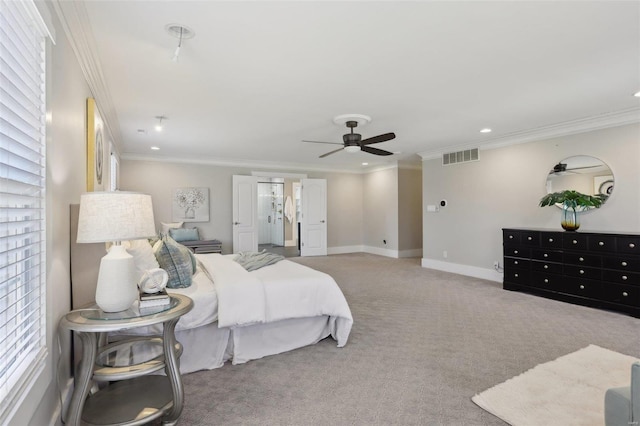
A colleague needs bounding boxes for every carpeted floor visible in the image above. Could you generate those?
[178,253,640,425]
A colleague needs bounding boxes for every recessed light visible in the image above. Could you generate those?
[151,146,160,151]
[362,162,368,166]
[155,116,167,132]
[634,91,640,97]
[480,128,492,133]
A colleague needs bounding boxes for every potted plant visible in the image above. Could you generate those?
[539,190,607,231]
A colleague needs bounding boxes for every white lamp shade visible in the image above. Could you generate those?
[77,192,156,243]
[76,191,156,312]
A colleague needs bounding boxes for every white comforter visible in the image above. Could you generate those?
[197,254,353,347]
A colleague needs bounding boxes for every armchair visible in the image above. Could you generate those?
[605,362,640,426]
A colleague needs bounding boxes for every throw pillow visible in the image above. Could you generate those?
[161,221,184,234]
[168,227,199,242]
[152,235,194,288]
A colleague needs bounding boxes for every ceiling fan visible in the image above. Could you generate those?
[303,119,395,158]
[550,162,601,175]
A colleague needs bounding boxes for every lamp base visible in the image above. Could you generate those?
[96,245,137,312]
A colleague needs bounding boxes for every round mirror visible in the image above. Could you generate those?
[545,155,613,208]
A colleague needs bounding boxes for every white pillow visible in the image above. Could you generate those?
[161,221,183,234]
[125,239,160,282]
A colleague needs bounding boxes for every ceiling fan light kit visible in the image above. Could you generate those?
[303,114,396,158]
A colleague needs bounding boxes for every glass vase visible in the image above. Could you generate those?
[561,206,580,231]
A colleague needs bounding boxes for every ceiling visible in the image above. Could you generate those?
[67,1,640,172]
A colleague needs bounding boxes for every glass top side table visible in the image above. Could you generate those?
[60,294,193,426]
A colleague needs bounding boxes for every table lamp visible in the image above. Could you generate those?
[76,192,156,312]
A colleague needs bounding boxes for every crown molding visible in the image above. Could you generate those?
[120,153,373,175]
[51,0,123,154]
[418,108,640,160]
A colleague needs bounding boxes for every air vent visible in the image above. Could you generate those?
[442,148,479,166]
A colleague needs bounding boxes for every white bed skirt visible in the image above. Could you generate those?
[114,315,333,374]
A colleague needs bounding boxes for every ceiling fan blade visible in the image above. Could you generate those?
[361,132,396,145]
[320,147,344,158]
[302,140,342,145]
[361,146,393,156]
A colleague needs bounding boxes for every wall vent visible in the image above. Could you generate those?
[442,148,479,166]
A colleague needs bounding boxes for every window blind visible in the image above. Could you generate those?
[0,0,47,421]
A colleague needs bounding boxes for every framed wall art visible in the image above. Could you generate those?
[172,187,210,222]
[86,98,105,192]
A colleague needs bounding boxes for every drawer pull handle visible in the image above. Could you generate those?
[621,261,628,267]
[548,238,553,242]
[527,237,532,241]
[514,273,519,278]
[544,253,548,258]
[579,285,585,290]
[544,265,548,269]
[599,241,604,246]
[622,292,629,297]
[622,275,628,280]
[514,261,519,265]
[509,235,513,239]
[579,257,584,262]
[572,240,578,244]
[544,279,549,283]
[579,270,585,274]
[514,250,519,254]
[630,243,636,248]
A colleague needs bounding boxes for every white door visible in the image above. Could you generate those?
[233,175,258,253]
[301,178,327,256]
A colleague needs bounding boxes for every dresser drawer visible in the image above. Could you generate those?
[520,231,540,247]
[563,252,602,268]
[559,277,602,299]
[531,260,563,274]
[504,268,529,285]
[564,265,602,280]
[617,236,640,255]
[531,272,562,290]
[602,255,640,273]
[589,235,616,252]
[532,249,562,262]
[601,283,639,307]
[540,232,562,249]
[563,233,588,250]
[602,270,640,286]
[504,257,530,270]
[504,247,530,258]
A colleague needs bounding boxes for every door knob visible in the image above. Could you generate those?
[320,220,325,223]
[234,222,240,225]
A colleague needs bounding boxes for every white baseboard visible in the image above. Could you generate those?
[421,258,503,283]
[327,246,423,259]
[285,240,296,247]
[327,245,364,255]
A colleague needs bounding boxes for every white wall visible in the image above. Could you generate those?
[363,167,399,251]
[398,165,423,252]
[120,160,365,253]
[422,123,640,281]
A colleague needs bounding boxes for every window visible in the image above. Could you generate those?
[0,0,48,421]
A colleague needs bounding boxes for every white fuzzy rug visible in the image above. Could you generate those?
[472,344,638,426]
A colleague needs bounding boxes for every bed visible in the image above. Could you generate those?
[69,205,353,374]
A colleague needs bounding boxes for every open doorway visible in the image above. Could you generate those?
[257,178,300,257]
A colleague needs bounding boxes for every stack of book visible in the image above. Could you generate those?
[139,289,170,308]
[181,239,222,254]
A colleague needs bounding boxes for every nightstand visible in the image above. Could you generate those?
[181,239,222,254]
[60,294,193,426]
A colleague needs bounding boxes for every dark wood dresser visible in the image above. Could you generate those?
[503,228,640,317]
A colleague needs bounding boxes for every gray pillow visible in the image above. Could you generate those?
[169,227,199,242]
[153,235,195,288]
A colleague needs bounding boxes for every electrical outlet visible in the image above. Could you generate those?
[383,239,387,245]
[443,250,448,258]
[493,260,500,269]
